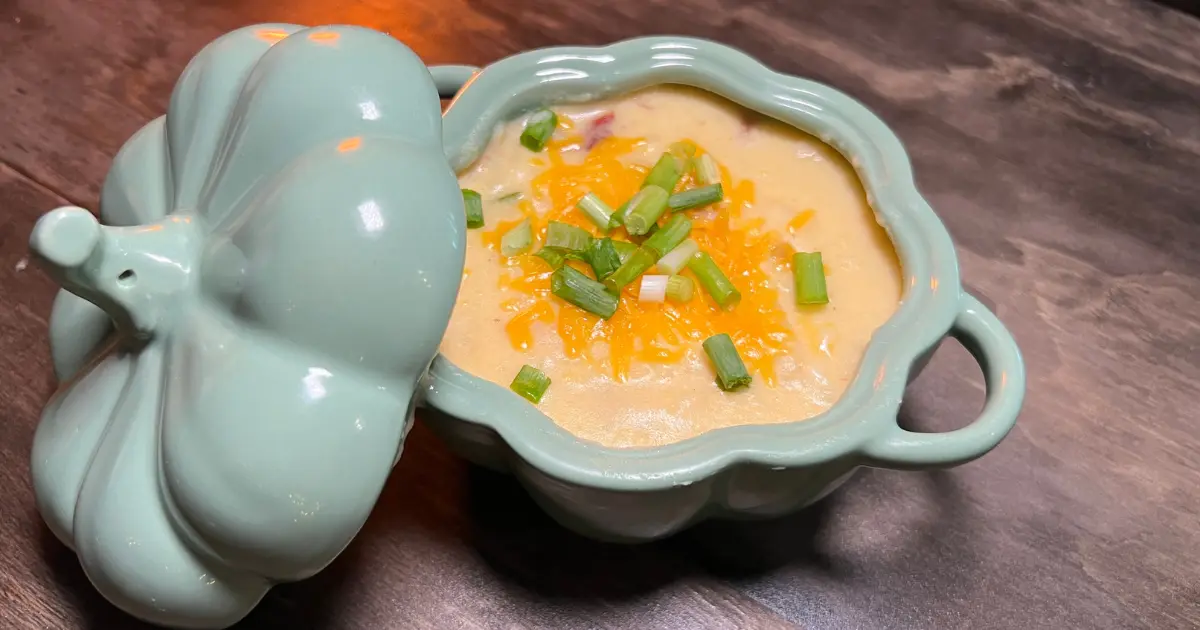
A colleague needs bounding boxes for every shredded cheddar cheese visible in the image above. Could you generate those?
[481,133,803,383]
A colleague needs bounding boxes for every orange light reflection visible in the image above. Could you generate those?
[308,31,341,45]
[337,137,363,153]
[255,29,290,44]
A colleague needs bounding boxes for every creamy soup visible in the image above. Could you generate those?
[442,87,902,449]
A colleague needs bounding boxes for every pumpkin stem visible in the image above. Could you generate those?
[29,206,196,339]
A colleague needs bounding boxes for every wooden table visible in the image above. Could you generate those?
[2,1,1198,628]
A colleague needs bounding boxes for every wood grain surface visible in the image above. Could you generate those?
[2,0,1198,628]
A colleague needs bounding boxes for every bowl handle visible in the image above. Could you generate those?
[864,293,1026,469]
[429,64,480,99]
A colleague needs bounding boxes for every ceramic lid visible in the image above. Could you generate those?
[27,24,464,629]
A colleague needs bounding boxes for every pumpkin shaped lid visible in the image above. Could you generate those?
[28,25,464,628]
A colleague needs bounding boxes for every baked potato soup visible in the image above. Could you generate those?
[443,87,902,448]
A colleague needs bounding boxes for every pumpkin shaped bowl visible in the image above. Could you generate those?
[30,24,466,629]
[419,36,1026,543]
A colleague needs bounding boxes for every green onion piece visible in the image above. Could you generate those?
[535,247,568,269]
[501,219,533,256]
[564,250,592,265]
[623,185,670,236]
[628,223,657,245]
[638,275,669,303]
[654,239,700,274]
[667,275,694,302]
[545,221,593,252]
[642,214,692,258]
[642,153,683,193]
[668,184,724,212]
[461,189,485,229]
[541,247,590,267]
[510,365,551,403]
[611,239,638,264]
[792,251,829,305]
[603,246,657,293]
[587,238,622,281]
[702,333,752,391]
[496,191,523,203]
[520,108,558,152]
[694,154,721,186]
[669,141,697,160]
[637,274,693,303]
[608,200,629,229]
[687,251,742,309]
[576,192,615,232]
[551,265,619,319]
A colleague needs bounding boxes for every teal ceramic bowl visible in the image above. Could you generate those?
[422,36,1026,542]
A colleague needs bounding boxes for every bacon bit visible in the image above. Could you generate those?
[584,112,616,150]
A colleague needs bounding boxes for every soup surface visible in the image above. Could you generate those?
[442,87,902,448]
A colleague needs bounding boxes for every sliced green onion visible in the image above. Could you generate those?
[668,184,724,212]
[642,214,692,258]
[702,333,752,391]
[792,251,829,305]
[500,219,532,256]
[510,365,551,403]
[640,222,659,239]
[551,265,619,319]
[627,222,658,246]
[520,108,558,152]
[654,239,700,274]
[642,153,683,193]
[669,141,697,160]
[622,185,670,236]
[667,275,694,302]
[545,221,593,252]
[603,246,657,293]
[611,239,638,264]
[461,189,484,229]
[535,247,568,269]
[576,192,615,232]
[496,191,523,203]
[635,274,692,303]
[587,238,622,281]
[608,200,629,229]
[638,275,669,303]
[687,251,741,309]
[694,154,721,186]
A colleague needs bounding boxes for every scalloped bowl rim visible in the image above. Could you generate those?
[425,36,961,490]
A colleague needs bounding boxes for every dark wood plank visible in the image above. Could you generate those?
[1155,0,1200,18]
[0,0,510,205]
[0,165,77,630]
[1,0,1198,629]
